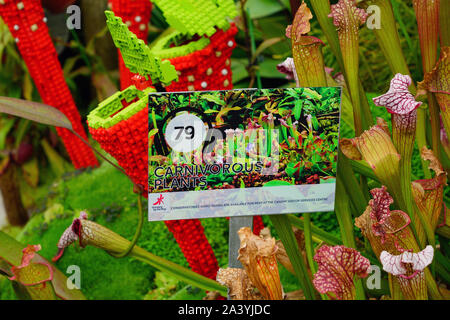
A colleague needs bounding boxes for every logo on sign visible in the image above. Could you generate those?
[149,193,170,214]
[153,194,165,206]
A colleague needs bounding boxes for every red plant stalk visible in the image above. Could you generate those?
[329,0,368,135]
[413,0,441,156]
[286,2,327,87]
[0,0,98,169]
[108,0,152,90]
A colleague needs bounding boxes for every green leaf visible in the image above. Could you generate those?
[258,58,289,79]
[21,157,39,188]
[216,106,241,125]
[0,258,11,276]
[302,88,322,101]
[311,115,319,130]
[202,94,226,106]
[293,100,303,121]
[246,0,284,19]
[13,119,30,149]
[41,139,72,177]
[338,149,369,216]
[0,96,73,130]
[435,250,450,284]
[0,231,86,300]
[0,116,15,150]
[204,109,219,114]
[252,37,284,63]
[149,128,159,138]
[263,180,292,187]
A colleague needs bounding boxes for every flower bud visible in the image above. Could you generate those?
[237,227,283,300]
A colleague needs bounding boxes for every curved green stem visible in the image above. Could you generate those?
[110,192,144,258]
[131,246,227,296]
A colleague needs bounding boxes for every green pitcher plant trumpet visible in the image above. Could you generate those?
[53,212,227,296]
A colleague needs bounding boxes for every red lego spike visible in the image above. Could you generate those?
[165,219,219,280]
[253,216,265,235]
[0,0,98,169]
[108,0,152,90]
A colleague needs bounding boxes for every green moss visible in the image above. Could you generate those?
[10,162,209,299]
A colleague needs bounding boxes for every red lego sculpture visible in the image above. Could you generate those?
[0,0,98,169]
[163,24,237,93]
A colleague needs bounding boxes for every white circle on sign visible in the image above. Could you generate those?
[165,113,207,153]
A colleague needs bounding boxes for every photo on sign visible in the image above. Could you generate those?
[148,87,342,220]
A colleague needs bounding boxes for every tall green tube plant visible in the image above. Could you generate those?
[413,0,441,159]
[361,0,430,177]
[279,0,449,300]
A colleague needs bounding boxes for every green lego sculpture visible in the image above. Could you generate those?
[152,0,238,37]
[105,10,178,86]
